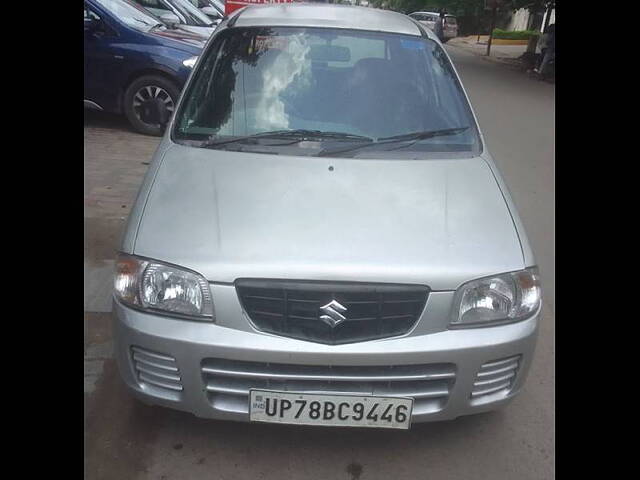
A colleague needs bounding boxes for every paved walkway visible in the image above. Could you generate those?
[84,111,159,314]
[84,110,160,401]
[447,36,528,66]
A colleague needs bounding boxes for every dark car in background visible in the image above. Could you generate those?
[130,0,219,36]
[84,0,207,135]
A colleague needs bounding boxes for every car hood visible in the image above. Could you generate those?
[133,145,525,291]
[148,27,207,52]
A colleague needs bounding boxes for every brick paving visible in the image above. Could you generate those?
[84,110,161,313]
[84,110,160,223]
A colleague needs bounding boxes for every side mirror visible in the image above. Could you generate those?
[160,12,180,28]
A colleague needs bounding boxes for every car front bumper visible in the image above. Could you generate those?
[113,298,539,424]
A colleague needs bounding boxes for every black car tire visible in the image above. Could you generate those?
[441,37,450,44]
[123,75,179,136]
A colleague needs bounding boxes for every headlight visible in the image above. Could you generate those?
[114,253,214,320]
[450,268,541,327]
[182,56,198,68]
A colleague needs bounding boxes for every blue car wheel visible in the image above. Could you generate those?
[124,74,179,136]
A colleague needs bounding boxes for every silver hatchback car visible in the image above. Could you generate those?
[113,4,541,430]
[408,11,458,42]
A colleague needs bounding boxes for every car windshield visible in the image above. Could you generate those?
[187,0,223,13]
[96,0,163,32]
[169,0,213,26]
[186,0,209,7]
[173,27,481,157]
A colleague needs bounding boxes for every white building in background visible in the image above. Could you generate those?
[507,7,555,32]
[508,8,530,30]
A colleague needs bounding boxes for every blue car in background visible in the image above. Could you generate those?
[84,0,207,135]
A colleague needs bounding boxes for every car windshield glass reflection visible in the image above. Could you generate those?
[169,0,213,26]
[174,27,480,156]
[97,0,164,32]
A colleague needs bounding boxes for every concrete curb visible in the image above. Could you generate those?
[446,41,526,70]
[447,42,554,82]
[456,36,531,46]
[491,39,529,45]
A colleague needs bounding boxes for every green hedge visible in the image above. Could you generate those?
[492,29,540,40]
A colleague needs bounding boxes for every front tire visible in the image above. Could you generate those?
[123,75,179,136]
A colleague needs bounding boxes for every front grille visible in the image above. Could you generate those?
[471,355,521,399]
[236,279,429,344]
[201,358,455,415]
[131,346,183,394]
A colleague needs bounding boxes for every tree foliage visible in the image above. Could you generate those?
[510,0,555,14]
[369,0,555,16]
[367,0,554,35]
[368,0,486,16]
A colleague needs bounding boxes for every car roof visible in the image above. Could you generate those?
[232,3,433,38]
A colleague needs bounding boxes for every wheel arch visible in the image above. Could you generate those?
[117,67,183,113]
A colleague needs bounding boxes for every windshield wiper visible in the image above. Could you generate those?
[200,130,374,148]
[133,17,154,27]
[377,127,470,142]
[317,127,470,157]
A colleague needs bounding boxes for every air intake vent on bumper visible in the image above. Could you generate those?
[131,346,183,396]
[201,358,456,416]
[471,355,521,401]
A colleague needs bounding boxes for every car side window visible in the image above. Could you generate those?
[84,6,100,21]
[137,0,170,10]
[187,0,210,7]
[84,3,115,36]
[134,0,173,18]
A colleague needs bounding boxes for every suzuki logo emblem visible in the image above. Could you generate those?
[319,300,347,328]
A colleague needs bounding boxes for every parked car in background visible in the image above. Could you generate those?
[113,4,541,429]
[84,0,206,135]
[185,0,225,21]
[443,15,458,41]
[408,11,458,42]
[131,0,218,35]
[408,11,437,31]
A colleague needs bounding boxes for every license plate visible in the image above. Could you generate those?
[249,390,413,429]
